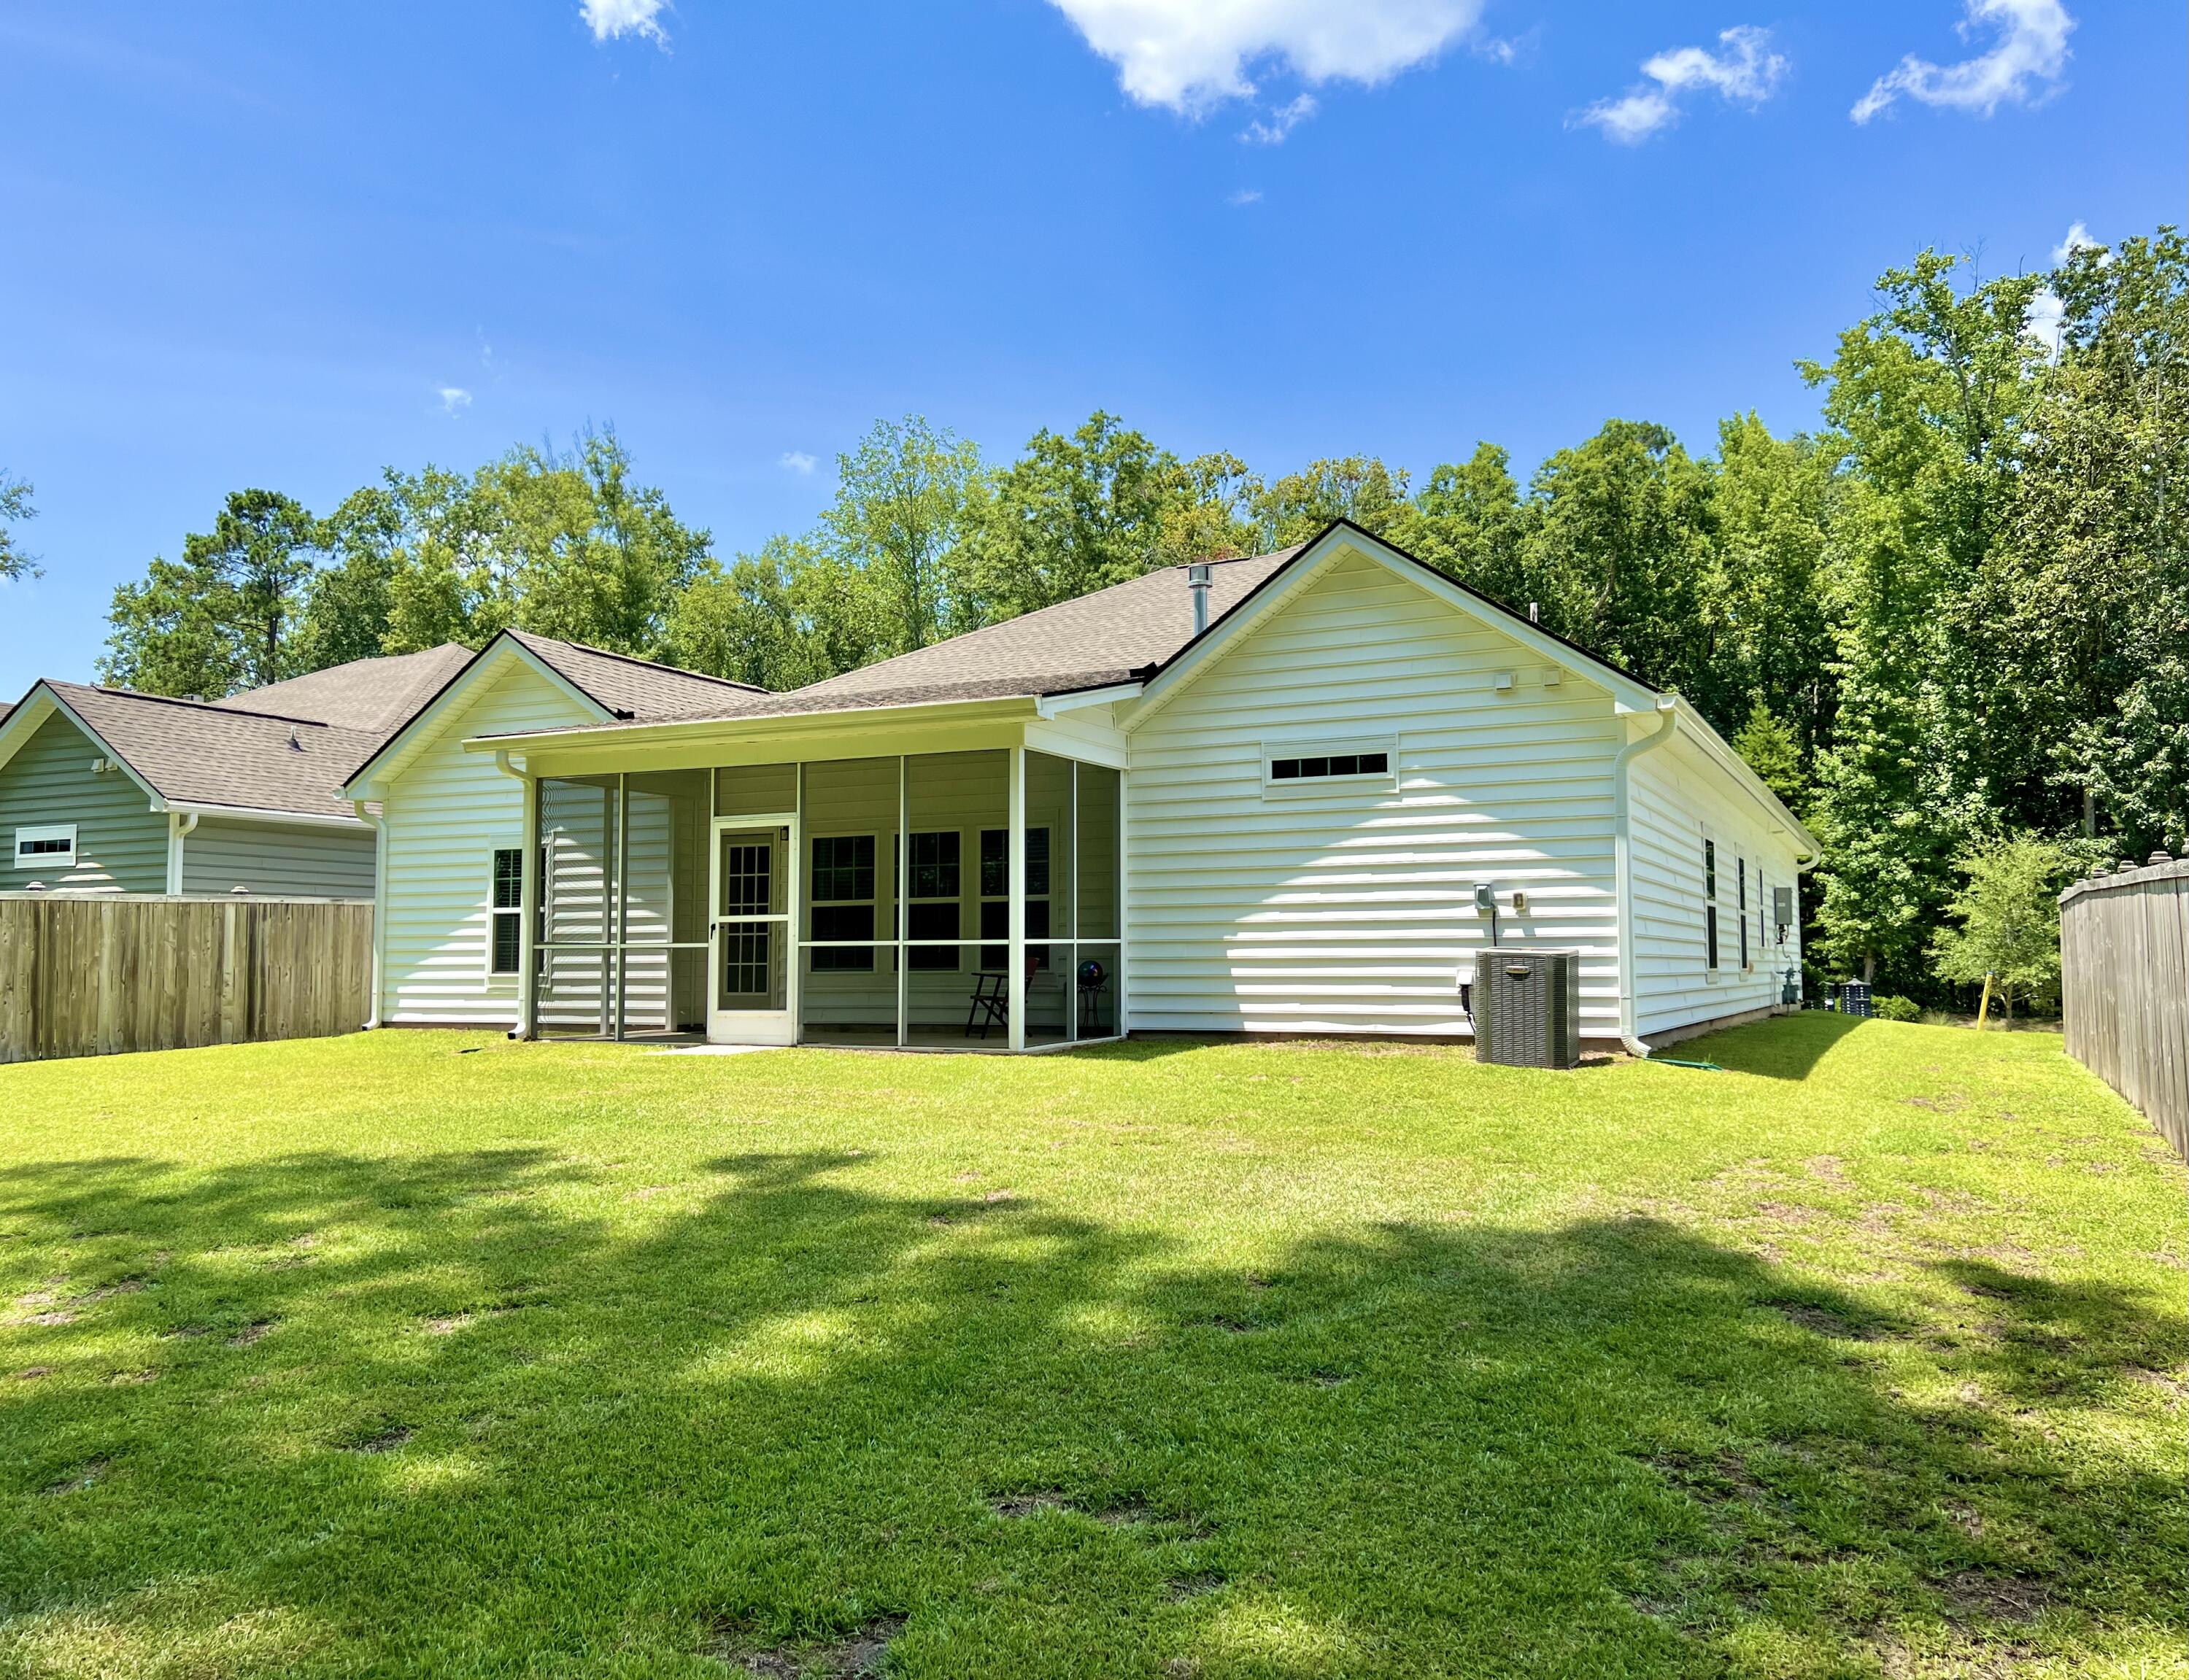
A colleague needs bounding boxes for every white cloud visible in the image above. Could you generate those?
[438,387,472,416]
[581,0,667,46]
[780,451,817,475]
[1240,92,1317,144]
[1046,0,1483,115]
[2053,220,2102,263]
[1578,26,1787,144]
[1852,0,2072,123]
[1227,187,1264,206]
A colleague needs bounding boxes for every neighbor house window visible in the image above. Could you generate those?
[1738,858,1749,969]
[810,834,876,972]
[490,848,524,975]
[906,830,961,972]
[1703,838,1719,972]
[980,827,1049,970]
[12,824,75,870]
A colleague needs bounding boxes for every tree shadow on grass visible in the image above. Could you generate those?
[0,1150,2181,1678]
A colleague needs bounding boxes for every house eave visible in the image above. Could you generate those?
[458,692,1045,759]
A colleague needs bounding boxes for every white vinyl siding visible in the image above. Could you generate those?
[378,661,602,1026]
[179,817,374,898]
[1626,733,1804,1040]
[0,711,166,891]
[1125,546,1624,1038]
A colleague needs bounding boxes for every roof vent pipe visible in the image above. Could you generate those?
[1188,562,1212,636]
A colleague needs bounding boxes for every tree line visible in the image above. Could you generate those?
[90,229,2188,1004]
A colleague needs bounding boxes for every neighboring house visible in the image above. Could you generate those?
[0,645,470,898]
[344,522,1816,1053]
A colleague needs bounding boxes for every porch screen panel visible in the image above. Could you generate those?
[618,770,710,1036]
[1023,751,1076,1045]
[536,775,619,1037]
[1075,761,1121,1038]
[905,751,1007,1043]
[798,757,897,1045]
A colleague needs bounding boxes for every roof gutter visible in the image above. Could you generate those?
[1613,697,1678,1058]
[153,800,373,831]
[460,692,1041,755]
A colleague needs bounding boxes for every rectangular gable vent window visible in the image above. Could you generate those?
[1270,751,1389,781]
[13,824,76,869]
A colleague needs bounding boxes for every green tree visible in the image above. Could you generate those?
[1803,252,2046,985]
[1709,414,1836,761]
[664,536,856,692]
[1928,836,2069,1021]
[1386,443,1533,606]
[102,489,322,697]
[1253,456,1410,549]
[1518,420,1718,703]
[1733,702,1810,814]
[0,473,37,581]
[819,417,985,654]
[970,413,1181,619]
[1972,228,2189,856]
[294,484,407,670]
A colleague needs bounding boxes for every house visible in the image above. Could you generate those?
[0,646,471,897]
[344,522,1816,1053]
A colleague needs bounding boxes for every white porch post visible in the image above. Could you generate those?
[518,772,539,1040]
[895,754,908,1049]
[1066,759,1078,1045]
[1008,744,1027,1051]
[1114,765,1129,1038]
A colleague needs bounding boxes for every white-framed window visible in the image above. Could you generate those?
[1737,856,1750,969]
[810,833,877,972]
[1261,737,1397,794]
[489,847,524,976]
[1702,835,1719,972]
[13,824,76,870]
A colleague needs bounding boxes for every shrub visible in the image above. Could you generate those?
[1875,995,1921,1022]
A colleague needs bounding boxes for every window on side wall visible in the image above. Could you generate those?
[1738,856,1750,969]
[489,848,524,975]
[1262,738,1397,794]
[810,834,876,972]
[1703,837,1719,972]
[13,824,76,870]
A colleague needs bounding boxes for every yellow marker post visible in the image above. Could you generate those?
[1975,972,1994,1029]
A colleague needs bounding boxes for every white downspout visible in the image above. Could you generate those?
[165,810,198,896]
[350,798,385,1030]
[1613,697,1678,1057]
[490,749,536,1041]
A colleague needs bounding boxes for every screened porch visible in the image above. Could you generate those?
[522,748,1121,1050]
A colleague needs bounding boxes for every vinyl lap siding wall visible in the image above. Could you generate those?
[180,817,374,898]
[0,711,166,892]
[379,663,598,1026]
[1627,735,1805,1040]
[1125,549,1624,1038]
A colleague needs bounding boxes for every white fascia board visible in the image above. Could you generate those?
[458,692,1039,757]
[1667,696,1821,858]
[1035,681,1142,719]
[344,635,609,800]
[0,685,167,811]
[162,801,373,832]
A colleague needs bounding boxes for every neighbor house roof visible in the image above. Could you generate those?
[211,643,473,733]
[31,681,383,821]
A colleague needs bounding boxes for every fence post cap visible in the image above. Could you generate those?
[2150,851,2173,866]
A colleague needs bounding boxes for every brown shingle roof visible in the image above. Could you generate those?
[212,643,473,733]
[504,630,767,717]
[48,681,382,821]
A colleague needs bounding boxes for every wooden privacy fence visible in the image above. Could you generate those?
[2061,856,2188,1157]
[0,893,374,1065]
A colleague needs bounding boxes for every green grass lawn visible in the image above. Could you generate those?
[0,1018,2182,1679]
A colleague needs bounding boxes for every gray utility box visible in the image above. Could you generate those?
[1471,948,1582,1069]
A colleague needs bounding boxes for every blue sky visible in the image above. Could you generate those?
[0,0,2178,692]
